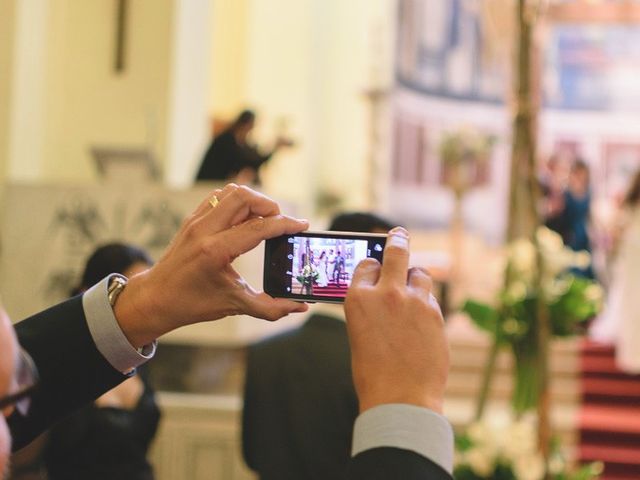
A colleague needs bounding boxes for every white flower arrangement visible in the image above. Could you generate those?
[455,418,602,480]
[463,227,602,414]
[506,227,600,302]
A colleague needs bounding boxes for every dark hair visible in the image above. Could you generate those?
[230,109,256,131]
[72,243,153,296]
[571,158,589,175]
[625,170,640,207]
[328,212,395,233]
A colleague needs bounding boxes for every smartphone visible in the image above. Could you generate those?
[264,230,387,303]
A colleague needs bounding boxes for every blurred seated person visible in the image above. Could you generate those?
[196,109,293,185]
[44,243,161,480]
[242,212,394,480]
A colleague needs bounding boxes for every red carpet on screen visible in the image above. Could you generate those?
[310,282,349,297]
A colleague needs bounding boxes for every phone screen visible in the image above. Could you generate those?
[264,231,387,303]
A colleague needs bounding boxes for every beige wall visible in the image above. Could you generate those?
[165,0,215,187]
[0,0,16,188]
[42,0,174,181]
[6,0,50,182]
[210,0,249,119]
[210,0,395,214]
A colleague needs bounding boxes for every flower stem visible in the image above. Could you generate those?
[474,338,500,421]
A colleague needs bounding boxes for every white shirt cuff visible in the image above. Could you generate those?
[82,274,157,373]
[351,404,454,475]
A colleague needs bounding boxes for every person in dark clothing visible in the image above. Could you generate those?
[242,212,394,480]
[562,159,594,278]
[44,243,161,480]
[540,155,568,237]
[196,109,291,185]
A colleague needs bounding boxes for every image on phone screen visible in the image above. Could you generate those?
[264,231,387,303]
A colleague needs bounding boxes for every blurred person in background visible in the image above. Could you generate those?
[561,159,594,278]
[195,109,293,186]
[242,212,394,480]
[590,170,640,374]
[540,155,568,237]
[44,243,161,480]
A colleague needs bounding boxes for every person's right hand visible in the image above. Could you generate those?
[344,227,449,414]
[114,184,309,348]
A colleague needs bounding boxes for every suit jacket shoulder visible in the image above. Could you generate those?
[348,447,453,480]
[9,295,127,451]
[242,314,357,480]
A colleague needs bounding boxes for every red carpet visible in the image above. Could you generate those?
[309,282,349,298]
[579,340,640,479]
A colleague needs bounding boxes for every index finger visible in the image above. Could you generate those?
[378,227,410,286]
[350,258,381,288]
[206,185,281,230]
[220,214,309,259]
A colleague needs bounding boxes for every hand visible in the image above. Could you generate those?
[114,184,309,347]
[344,227,449,414]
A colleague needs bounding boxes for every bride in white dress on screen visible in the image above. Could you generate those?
[316,251,329,288]
[590,172,640,373]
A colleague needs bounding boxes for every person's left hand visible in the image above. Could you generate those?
[114,184,309,347]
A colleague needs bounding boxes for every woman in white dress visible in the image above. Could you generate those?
[590,172,640,373]
[315,251,329,287]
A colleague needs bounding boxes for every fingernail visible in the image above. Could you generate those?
[389,226,409,238]
[388,234,408,248]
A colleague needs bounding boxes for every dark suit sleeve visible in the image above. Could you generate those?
[8,295,128,451]
[241,347,259,472]
[347,448,453,480]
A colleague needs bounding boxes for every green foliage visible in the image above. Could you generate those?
[455,433,474,452]
[463,272,600,413]
[464,278,599,350]
[461,300,500,338]
[555,463,604,480]
[296,264,319,286]
[454,464,518,480]
[549,277,600,336]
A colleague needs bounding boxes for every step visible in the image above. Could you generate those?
[581,340,615,355]
[580,405,640,435]
[582,357,640,379]
[579,443,640,467]
[447,370,579,403]
[581,430,640,446]
[583,394,640,407]
[581,355,627,376]
[581,377,640,399]
[449,342,579,376]
[600,474,640,480]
